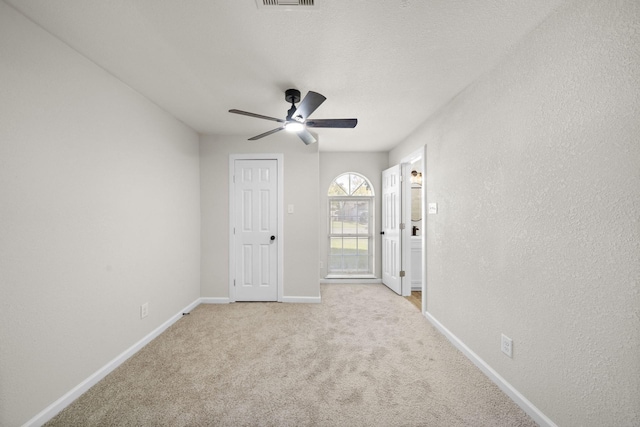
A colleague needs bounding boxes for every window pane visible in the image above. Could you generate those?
[328,182,347,196]
[349,174,364,195]
[330,200,342,218]
[335,175,350,195]
[330,200,342,211]
[330,218,343,234]
[328,255,343,271]
[342,237,357,253]
[343,219,357,234]
[357,255,370,272]
[345,256,359,271]
[329,238,343,255]
[356,201,370,233]
[352,182,373,196]
[328,237,372,274]
[356,220,369,235]
[357,238,369,253]
[329,201,342,234]
[338,201,356,218]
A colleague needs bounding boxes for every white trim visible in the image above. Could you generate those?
[199,297,231,304]
[399,147,424,165]
[22,298,201,427]
[229,154,284,303]
[324,274,376,279]
[276,156,284,302]
[420,145,426,313]
[424,311,557,427]
[400,162,412,297]
[281,296,322,303]
[320,278,382,284]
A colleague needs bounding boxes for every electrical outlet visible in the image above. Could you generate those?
[319,261,324,269]
[501,334,513,358]
[140,302,149,319]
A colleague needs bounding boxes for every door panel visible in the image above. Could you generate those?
[234,159,278,301]
[382,165,402,294]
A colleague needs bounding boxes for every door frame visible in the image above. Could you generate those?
[400,146,426,311]
[228,153,284,302]
[400,162,412,297]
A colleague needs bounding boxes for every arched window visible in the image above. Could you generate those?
[327,173,374,276]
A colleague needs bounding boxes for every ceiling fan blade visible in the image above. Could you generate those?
[297,129,317,145]
[291,91,326,122]
[248,127,284,141]
[305,118,358,128]
[229,109,285,123]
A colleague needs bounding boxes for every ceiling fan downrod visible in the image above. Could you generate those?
[285,88,301,121]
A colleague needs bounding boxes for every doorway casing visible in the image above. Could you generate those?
[383,146,426,306]
[399,146,426,312]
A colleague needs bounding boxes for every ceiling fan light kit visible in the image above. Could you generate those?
[229,88,357,145]
[284,122,304,132]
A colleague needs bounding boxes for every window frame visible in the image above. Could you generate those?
[327,173,375,277]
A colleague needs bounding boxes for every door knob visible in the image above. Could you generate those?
[270,235,276,241]
[380,231,385,235]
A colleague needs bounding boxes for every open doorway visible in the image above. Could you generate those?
[407,158,423,310]
[381,146,426,310]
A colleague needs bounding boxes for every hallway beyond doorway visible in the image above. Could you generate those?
[406,291,421,311]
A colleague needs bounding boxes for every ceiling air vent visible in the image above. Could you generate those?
[256,0,317,10]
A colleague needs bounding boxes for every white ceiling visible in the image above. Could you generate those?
[6,0,567,151]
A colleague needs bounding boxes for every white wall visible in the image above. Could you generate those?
[0,3,201,425]
[390,0,640,425]
[200,134,320,299]
[319,152,388,278]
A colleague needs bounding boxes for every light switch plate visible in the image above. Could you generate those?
[428,203,438,214]
[140,303,149,319]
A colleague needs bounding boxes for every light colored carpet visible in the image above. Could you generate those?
[46,284,536,426]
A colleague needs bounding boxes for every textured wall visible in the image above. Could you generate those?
[0,3,201,425]
[390,0,640,425]
[318,152,389,279]
[199,135,320,299]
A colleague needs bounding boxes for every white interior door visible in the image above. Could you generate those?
[233,159,278,301]
[382,165,402,294]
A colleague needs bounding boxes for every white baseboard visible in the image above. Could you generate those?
[23,294,316,425]
[199,297,230,304]
[23,298,201,427]
[281,296,322,303]
[320,278,382,284]
[424,312,557,427]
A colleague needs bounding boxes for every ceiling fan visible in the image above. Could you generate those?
[229,89,357,145]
